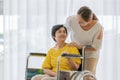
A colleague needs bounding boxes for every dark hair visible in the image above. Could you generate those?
[77,6,98,22]
[51,24,67,41]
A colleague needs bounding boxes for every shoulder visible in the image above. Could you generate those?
[67,15,76,19]
[46,47,55,55]
[66,15,76,22]
[93,22,104,37]
[67,45,79,54]
[93,22,103,31]
[96,22,103,28]
[66,44,78,50]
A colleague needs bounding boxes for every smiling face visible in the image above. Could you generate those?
[54,27,67,43]
[77,6,93,27]
[51,25,67,42]
[77,15,90,27]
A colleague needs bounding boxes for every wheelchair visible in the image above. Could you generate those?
[25,46,97,80]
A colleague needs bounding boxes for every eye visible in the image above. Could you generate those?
[58,30,62,33]
[63,30,66,33]
[56,30,61,33]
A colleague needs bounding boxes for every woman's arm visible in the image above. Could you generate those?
[85,28,103,51]
[90,27,103,51]
[43,69,56,77]
[71,27,103,51]
[67,58,79,71]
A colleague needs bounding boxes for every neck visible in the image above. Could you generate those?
[55,42,66,49]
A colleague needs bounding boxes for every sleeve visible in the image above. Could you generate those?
[42,50,52,69]
[91,26,103,50]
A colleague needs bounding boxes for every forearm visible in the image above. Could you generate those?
[67,58,79,70]
[43,69,56,77]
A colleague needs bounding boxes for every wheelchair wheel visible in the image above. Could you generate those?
[70,70,97,80]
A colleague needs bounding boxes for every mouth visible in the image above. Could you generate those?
[59,35,66,38]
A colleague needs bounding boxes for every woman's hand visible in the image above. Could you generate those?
[68,42,78,47]
[68,42,83,49]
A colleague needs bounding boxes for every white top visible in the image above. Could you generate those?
[64,15,103,58]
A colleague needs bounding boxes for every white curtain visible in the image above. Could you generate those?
[3,0,120,80]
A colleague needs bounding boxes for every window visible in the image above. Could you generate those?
[0,15,3,52]
[98,15,120,34]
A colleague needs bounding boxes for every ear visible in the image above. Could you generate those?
[52,36,55,38]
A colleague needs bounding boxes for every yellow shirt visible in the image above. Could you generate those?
[42,44,81,72]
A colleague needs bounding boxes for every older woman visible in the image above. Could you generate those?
[31,24,81,80]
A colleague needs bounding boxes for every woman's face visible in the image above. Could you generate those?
[54,27,67,42]
[77,15,90,27]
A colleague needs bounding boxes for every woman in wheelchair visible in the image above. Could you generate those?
[31,24,81,80]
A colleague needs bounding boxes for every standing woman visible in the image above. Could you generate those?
[64,6,103,80]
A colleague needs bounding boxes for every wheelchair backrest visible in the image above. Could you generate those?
[25,53,46,80]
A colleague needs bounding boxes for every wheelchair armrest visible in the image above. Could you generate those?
[30,53,46,57]
[61,53,83,59]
